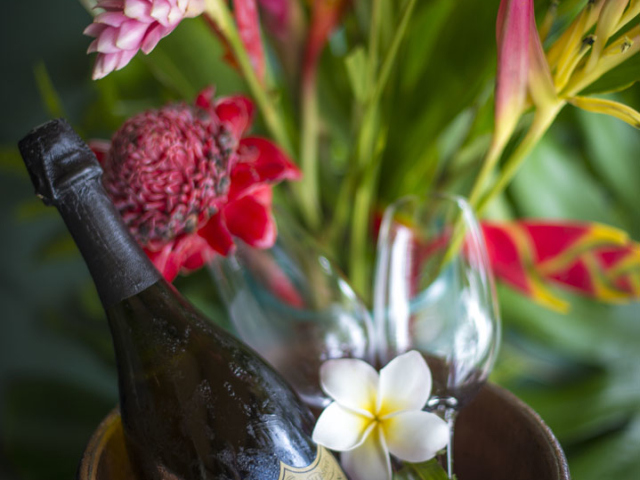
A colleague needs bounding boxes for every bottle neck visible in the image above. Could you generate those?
[57,177,161,308]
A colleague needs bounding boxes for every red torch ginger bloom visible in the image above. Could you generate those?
[84,0,205,80]
[94,87,301,282]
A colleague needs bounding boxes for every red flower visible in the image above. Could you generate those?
[93,86,301,282]
[482,220,640,312]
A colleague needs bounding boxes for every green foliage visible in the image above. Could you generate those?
[394,458,451,480]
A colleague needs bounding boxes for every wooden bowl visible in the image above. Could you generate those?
[78,383,570,480]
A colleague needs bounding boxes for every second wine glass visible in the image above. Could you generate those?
[374,194,501,477]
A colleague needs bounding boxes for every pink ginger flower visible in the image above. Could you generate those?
[84,0,206,80]
[92,86,301,282]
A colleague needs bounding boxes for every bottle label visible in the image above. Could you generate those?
[278,445,347,480]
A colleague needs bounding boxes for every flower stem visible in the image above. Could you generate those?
[204,0,293,156]
[298,79,322,229]
[347,0,416,297]
[476,103,563,214]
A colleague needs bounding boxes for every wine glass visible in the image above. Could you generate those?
[209,209,375,411]
[374,194,501,477]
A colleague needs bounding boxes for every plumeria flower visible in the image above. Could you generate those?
[84,0,206,79]
[312,351,449,480]
[91,86,301,282]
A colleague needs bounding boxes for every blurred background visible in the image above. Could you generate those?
[1,1,639,479]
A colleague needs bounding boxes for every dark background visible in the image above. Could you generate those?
[0,3,119,478]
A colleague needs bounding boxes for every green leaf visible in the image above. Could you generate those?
[345,47,369,104]
[0,147,27,175]
[508,129,623,226]
[581,58,640,95]
[394,459,450,480]
[569,416,640,480]
[33,61,67,119]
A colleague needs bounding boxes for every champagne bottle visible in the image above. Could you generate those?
[18,119,346,480]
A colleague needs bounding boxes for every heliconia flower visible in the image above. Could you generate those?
[84,0,206,80]
[312,351,449,480]
[92,86,301,282]
[568,96,640,129]
[584,0,630,73]
[494,0,557,147]
[482,220,640,312]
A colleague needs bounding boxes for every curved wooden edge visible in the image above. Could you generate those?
[78,385,571,480]
[77,408,126,480]
[485,384,571,480]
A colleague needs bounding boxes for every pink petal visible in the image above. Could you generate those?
[95,11,129,27]
[116,48,138,70]
[93,53,119,80]
[84,23,108,38]
[140,23,166,54]
[224,192,277,249]
[96,26,121,53]
[215,95,255,140]
[124,0,152,21]
[197,212,236,256]
[150,0,172,25]
[234,0,266,83]
[116,19,150,50]
[494,0,531,144]
[97,0,125,9]
[87,39,99,54]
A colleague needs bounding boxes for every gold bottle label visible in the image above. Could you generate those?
[278,445,347,480]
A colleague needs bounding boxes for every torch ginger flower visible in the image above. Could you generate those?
[93,87,301,282]
[312,351,449,480]
[84,0,206,80]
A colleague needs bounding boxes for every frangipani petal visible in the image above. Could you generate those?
[341,425,391,480]
[383,411,449,463]
[377,351,431,417]
[320,358,379,415]
[312,402,373,452]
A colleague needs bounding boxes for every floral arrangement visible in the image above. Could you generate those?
[5,0,640,479]
[80,0,640,310]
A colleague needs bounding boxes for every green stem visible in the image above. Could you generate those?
[204,0,293,155]
[298,80,322,229]
[468,139,507,207]
[347,0,416,297]
[477,103,564,214]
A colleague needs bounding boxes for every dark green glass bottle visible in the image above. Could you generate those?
[19,119,346,480]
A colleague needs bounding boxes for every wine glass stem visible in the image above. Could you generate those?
[443,407,458,478]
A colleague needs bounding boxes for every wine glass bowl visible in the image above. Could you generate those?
[374,194,501,475]
[209,211,375,410]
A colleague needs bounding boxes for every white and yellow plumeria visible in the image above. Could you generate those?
[312,351,449,480]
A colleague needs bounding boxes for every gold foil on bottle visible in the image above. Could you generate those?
[278,445,347,480]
